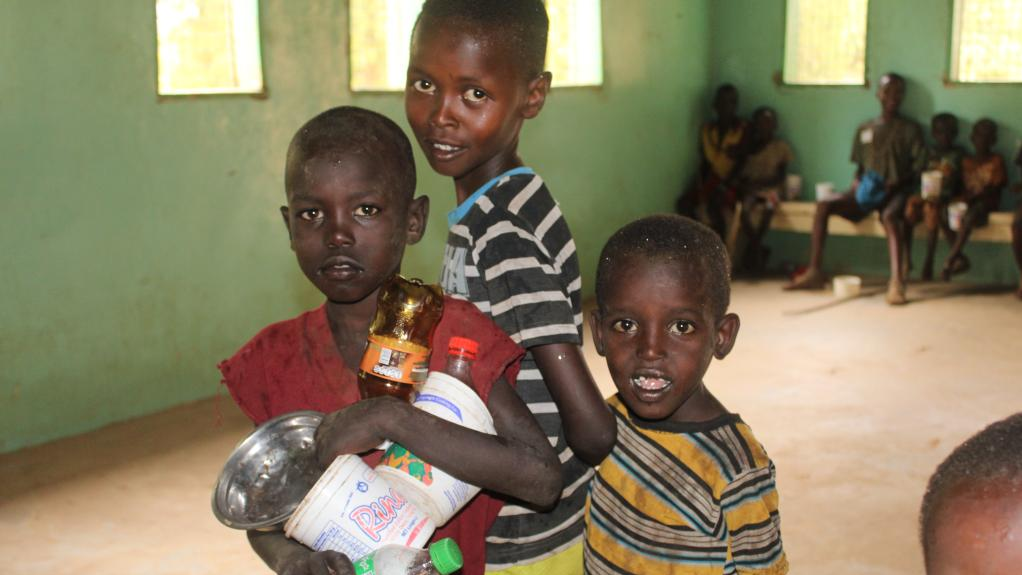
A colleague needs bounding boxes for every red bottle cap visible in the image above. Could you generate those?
[448,337,478,359]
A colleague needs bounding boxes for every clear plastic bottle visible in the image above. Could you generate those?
[444,337,478,385]
[352,538,463,575]
[358,275,444,402]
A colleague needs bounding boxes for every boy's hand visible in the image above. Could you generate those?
[314,397,401,466]
[279,550,353,575]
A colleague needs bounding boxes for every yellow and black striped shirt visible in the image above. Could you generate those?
[584,396,788,574]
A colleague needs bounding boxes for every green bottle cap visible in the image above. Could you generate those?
[429,538,463,575]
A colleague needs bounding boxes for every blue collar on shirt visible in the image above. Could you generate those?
[447,167,535,228]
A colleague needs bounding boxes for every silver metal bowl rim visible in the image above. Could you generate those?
[211,410,323,530]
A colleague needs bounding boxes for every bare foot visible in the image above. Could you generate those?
[921,263,934,282]
[940,254,971,281]
[886,280,907,306]
[784,268,827,290]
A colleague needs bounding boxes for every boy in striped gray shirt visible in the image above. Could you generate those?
[405,1,616,572]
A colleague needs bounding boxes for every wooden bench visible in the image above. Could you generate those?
[770,201,1014,243]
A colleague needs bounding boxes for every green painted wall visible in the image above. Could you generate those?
[0,0,710,452]
[711,0,1021,282]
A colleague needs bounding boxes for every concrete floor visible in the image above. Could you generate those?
[2,279,1020,574]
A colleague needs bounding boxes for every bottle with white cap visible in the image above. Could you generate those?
[352,538,463,575]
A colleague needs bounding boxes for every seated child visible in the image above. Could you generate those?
[219,106,561,575]
[735,106,794,273]
[941,118,1007,281]
[677,84,748,240]
[584,214,788,574]
[903,112,964,280]
[918,412,1022,574]
[785,73,926,305]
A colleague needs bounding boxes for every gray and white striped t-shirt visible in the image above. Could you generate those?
[440,167,592,570]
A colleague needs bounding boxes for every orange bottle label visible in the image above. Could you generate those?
[360,335,430,385]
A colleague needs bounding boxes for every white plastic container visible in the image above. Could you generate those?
[284,455,435,559]
[815,182,836,202]
[832,275,862,298]
[375,372,495,526]
[921,170,943,201]
[948,201,968,232]
[412,372,495,435]
[785,174,803,200]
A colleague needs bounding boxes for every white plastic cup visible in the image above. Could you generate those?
[785,174,803,200]
[815,182,836,201]
[948,201,968,232]
[284,455,435,558]
[375,372,495,526]
[832,275,862,298]
[921,170,943,201]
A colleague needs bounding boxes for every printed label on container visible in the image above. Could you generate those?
[360,336,430,385]
[353,554,376,575]
[379,443,434,485]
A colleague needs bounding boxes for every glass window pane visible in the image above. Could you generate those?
[349,0,425,92]
[952,0,1022,83]
[546,0,603,87]
[783,0,868,85]
[156,0,264,95]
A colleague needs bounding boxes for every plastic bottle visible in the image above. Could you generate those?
[359,275,444,402]
[444,337,477,385]
[374,337,488,525]
[352,538,463,575]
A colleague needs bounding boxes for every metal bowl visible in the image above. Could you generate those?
[212,410,325,530]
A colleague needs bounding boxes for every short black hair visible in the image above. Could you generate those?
[285,106,416,201]
[882,72,906,88]
[714,83,738,100]
[752,106,777,122]
[596,214,731,319]
[973,117,998,136]
[416,0,549,78]
[931,112,958,135]
[919,412,1022,559]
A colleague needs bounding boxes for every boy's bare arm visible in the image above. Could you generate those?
[531,342,616,466]
[246,529,353,575]
[316,377,562,509]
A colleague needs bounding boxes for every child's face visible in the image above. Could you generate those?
[753,112,777,141]
[971,123,997,154]
[590,256,739,423]
[714,89,738,121]
[281,153,426,306]
[405,19,549,193]
[927,480,1022,575]
[931,119,957,151]
[877,75,905,115]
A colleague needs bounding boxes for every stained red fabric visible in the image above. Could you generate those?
[219,296,523,575]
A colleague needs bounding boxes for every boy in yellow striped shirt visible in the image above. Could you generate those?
[585,214,788,574]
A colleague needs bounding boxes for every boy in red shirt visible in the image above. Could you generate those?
[219,106,560,575]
